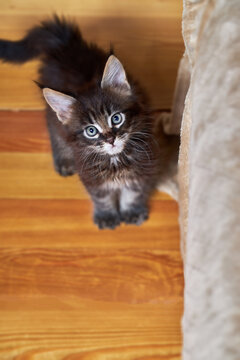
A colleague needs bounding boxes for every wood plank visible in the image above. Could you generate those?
[0,111,50,152]
[0,0,182,19]
[0,247,183,301]
[0,6,183,110]
[0,152,171,200]
[0,152,88,199]
[0,199,180,250]
[0,61,41,110]
[0,302,182,359]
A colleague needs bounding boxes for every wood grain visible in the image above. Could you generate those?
[0,247,183,302]
[0,111,50,152]
[0,305,182,359]
[0,0,182,17]
[0,0,183,110]
[0,199,180,250]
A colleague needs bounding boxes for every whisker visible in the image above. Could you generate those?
[132,131,159,148]
[128,138,152,161]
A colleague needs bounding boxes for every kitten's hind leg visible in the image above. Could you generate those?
[46,108,76,177]
[119,186,149,226]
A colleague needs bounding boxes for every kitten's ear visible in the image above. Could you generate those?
[43,88,77,125]
[101,55,131,95]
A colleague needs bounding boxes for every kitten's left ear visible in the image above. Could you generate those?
[101,55,131,95]
[43,88,77,125]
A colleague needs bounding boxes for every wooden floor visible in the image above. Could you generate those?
[0,0,183,358]
[0,111,183,359]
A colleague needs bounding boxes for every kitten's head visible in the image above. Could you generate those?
[43,56,152,160]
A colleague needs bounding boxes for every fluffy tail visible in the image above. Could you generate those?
[0,15,83,64]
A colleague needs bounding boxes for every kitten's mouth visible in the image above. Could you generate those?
[102,137,125,156]
[105,143,123,155]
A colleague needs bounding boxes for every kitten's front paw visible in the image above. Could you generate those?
[94,211,121,230]
[54,159,76,177]
[120,206,149,226]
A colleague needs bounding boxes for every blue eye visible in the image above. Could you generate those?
[85,126,98,137]
[111,113,123,126]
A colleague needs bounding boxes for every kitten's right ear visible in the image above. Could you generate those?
[43,88,77,125]
[101,55,131,95]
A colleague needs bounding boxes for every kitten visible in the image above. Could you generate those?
[0,16,179,229]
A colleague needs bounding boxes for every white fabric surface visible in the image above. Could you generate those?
[178,0,240,359]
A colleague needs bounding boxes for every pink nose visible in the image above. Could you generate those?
[106,135,115,145]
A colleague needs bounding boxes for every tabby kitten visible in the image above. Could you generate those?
[0,16,173,229]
